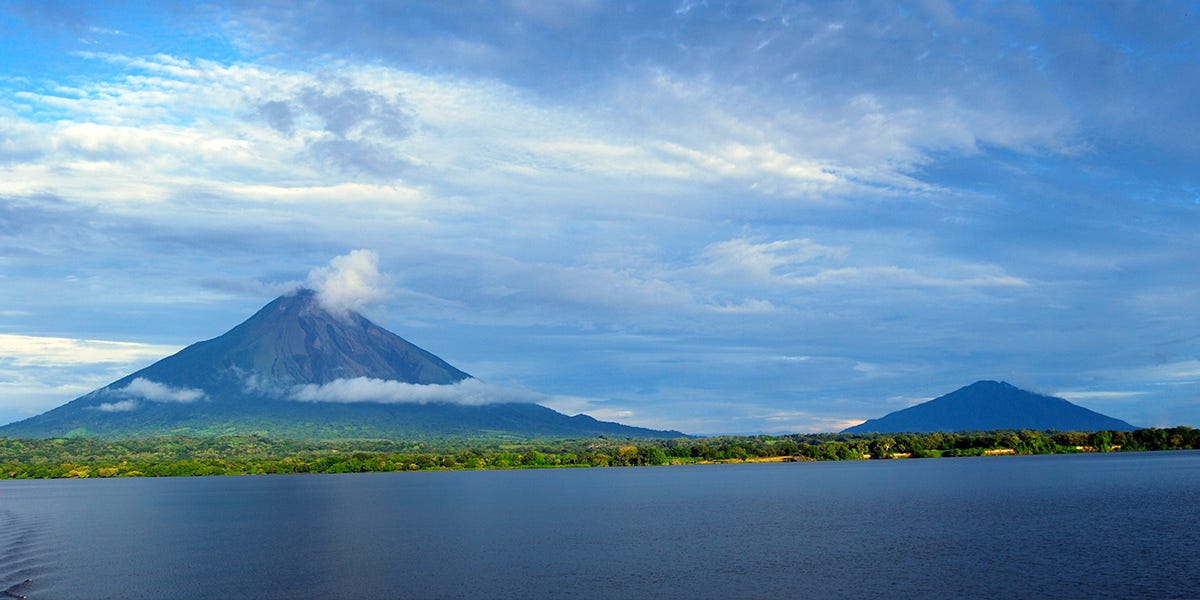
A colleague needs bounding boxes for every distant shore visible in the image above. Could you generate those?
[1,427,1196,479]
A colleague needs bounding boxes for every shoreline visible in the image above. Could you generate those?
[2,427,1194,480]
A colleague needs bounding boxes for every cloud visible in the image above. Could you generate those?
[0,334,185,425]
[759,411,868,435]
[0,117,47,163]
[0,333,179,367]
[699,238,846,285]
[706,299,776,314]
[1091,360,1200,388]
[693,237,1027,295]
[1055,390,1147,403]
[256,100,295,135]
[254,83,413,177]
[91,399,138,412]
[305,138,407,178]
[781,266,1029,289]
[306,249,390,317]
[288,377,541,406]
[296,85,412,139]
[114,377,206,403]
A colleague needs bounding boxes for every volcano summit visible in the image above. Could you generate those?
[1,290,682,440]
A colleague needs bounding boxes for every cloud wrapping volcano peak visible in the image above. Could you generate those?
[306,249,390,317]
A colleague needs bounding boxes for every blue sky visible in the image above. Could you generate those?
[1,0,1197,433]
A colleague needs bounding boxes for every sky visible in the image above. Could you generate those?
[0,1,1197,434]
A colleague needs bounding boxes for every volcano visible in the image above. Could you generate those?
[841,380,1136,433]
[1,290,683,440]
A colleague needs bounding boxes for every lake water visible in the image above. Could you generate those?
[2,451,1198,599]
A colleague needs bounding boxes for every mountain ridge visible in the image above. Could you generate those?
[842,380,1136,433]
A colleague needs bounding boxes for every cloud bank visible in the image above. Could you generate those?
[306,249,390,317]
[288,377,540,406]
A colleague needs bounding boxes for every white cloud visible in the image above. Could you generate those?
[0,334,179,367]
[694,238,1027,293]
[1089,360,1200,388]
[0,334,179,424]
[705,299,776,314]
[288,377,540,405]
[1055,390,1147,401]
[0,48,943,222]
[91,399,138,412]
[760,411,866,434]
[115,377,206,403]
[699,237,845,284]
[1136,361,1200,384]
[306,249,390,317]
[783,266,1029,289]
[583,407,634,421]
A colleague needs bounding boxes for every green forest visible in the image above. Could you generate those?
[2,426,1197,479]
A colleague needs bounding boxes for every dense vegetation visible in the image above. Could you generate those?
[1,426,1197,479]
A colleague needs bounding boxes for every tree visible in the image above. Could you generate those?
[616,445,640,465]
[775,440,800,456]
[868,437,896,459]
[644,447,668,466]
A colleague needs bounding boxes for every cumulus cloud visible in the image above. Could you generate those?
[306,249,391,317]
[288,377,540,406]
[115,377,206,403]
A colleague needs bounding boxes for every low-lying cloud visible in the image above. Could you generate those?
[119,377,207,403]
[88,377,206,413]
[288,377,541,406]
[306,249,390,318]
[92,399,139,412]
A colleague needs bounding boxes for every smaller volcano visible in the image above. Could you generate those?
[1,290,683,440]
[842,380,1136,433]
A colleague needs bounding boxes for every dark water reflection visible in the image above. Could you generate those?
[2,451,1198,599]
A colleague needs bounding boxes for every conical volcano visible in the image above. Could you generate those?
[842,380,1136,433]
[125,289,470,396]
[1,290,682,440]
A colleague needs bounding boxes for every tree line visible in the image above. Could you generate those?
[1,426,1197,479]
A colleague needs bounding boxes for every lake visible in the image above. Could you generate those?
[2,451,1198,599]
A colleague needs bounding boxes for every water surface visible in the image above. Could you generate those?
[2,451,1198,598]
